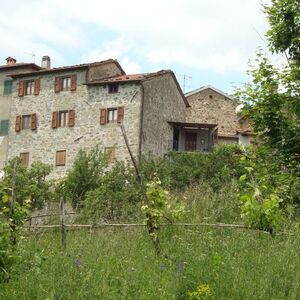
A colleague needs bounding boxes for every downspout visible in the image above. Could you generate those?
[138,83,145,161]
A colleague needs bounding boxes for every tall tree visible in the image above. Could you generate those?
[238,0,300,163]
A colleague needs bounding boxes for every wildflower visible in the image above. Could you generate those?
[177,260,183,273]
[75,259,81,268]
[160,263,165,272]
[187,284,212,299]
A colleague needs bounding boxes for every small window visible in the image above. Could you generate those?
[55,75,76,93]
[0,120,9,136]
[104,147,115,163]
[22,115,31,129]
[59,111,69,127]
[20,152,29,167]
[3,80,12,95]
[209,95,213,99]
[56,150,66,166]
[61,77,71,91]
[25,80,34,95]
[108,83,118,93]
[107,108,118,123]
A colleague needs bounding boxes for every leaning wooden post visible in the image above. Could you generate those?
[119,124,161,255]
[60,197,66,249]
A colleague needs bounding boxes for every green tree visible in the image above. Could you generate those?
[236,0,300,230]
[237,0,300,163]
[0,158,52,209]
[63,147,107,209]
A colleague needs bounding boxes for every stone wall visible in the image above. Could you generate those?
[141,73,186,156]
[87,62,124,81]
[186,88,239,137]
[8,70,142,178]
[0,65,39,169]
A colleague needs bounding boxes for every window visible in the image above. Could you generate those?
[56,150,66,166]
[100,107,124,125]
[0,120,9,136]
[59,111,68,127]
[15,114,37,132]
[62,77,71,91]
[104,147,115,163]
[20,152,29,167]
[25,80,34,95]
[18,79,40,97]
[3,80,12,95]
[55,75,77,92]
[52,110,75,128]
[22,115,31,129]
[107,108,118,123]
[108,83,118,93]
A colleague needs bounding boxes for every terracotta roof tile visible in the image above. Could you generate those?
[0,62,41,71]
[9,59,125,78]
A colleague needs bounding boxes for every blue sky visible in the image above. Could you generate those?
[0,0,275,94]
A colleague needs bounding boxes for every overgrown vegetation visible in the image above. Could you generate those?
[235,0,300,232]
[1,229,300,299]
[1,1,300,297]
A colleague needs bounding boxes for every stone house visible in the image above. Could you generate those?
[0,57,41,169]
[1,56,253,177]
[6,56,187,177]
[185,85,252,149]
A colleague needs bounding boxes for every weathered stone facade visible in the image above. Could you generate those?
[186,86,239,137]
[7,62,143,178]
[185,85,252,145]
[0,59,41,168]
[141,73,187,156]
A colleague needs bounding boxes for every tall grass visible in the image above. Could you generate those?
[1,227,300,299]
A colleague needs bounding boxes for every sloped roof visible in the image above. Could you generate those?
[185,85,236,101]
[0,62,41,71]
[9,59,125,78]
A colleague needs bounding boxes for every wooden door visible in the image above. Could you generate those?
[185,132,197,151]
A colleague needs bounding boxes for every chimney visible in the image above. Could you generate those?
[41,55,51,69]
[6,57,17,65]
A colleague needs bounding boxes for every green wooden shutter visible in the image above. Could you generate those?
[3,80,13,95]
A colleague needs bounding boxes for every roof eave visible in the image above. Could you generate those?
[84,79,142,85]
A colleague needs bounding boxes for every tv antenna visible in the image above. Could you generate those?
[178,74,192,92]
[24,52,36,63]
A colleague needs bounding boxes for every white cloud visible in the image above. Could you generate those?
[0,0,271,83]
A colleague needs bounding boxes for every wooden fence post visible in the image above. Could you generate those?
[60,197,66,249]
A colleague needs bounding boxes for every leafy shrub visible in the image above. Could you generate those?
[80,162,141,222]
[238,146,297,232]
[63,147,107,209]
[140,144,244,191]
[0,158,52,209]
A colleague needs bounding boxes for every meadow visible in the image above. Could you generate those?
[1,226,300,300]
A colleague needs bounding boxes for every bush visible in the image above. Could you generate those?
[0,158,52,209]
[140,144,244,191]
[80,162,141,223]
[63,147,107,209]
[238,146,298,232]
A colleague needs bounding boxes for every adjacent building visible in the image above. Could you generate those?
[185,85,252,149]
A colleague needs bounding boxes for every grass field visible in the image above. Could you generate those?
[1,227,300,300]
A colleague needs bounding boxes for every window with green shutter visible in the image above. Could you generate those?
[3,80,12,95]
[0,120,9,136]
